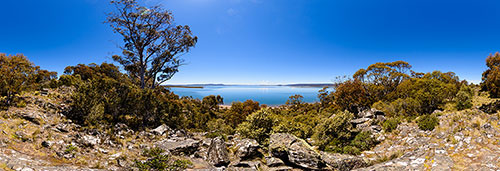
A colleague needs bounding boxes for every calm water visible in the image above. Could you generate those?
[169,85,324,106]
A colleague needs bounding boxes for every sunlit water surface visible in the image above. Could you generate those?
[169,85,324,106]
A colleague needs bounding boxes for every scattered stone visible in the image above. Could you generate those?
[155,138,200,155]
[233,138,260,159]
[207,137,230,167]
[41,141,53,148]
[269,133,325,170]
[321,152,367,171]
[351,118,371,125]
[151,124,172,136]
[266,157,285,167]
[20,112,42,125]
[78,135,100,147]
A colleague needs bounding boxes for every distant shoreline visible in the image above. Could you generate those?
[163,85,204,89]
[164,83,333,88]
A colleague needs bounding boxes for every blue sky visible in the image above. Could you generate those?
[1,0,499,84]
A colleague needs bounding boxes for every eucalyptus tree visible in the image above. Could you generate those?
[107,0,197,89]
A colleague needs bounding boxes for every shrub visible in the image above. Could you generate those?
[348,131,378,155]
[135,147,191,171]
[481,52,500,97]
[0,54,57,108]
[69,76,183,129]
[207,118,234,135]
[382,117,401,132]
[236,108,276,145]
[333,80,371,113]
[223,100,260,128]
[456,84,474,110]
[417,114,439,131]
[312,111,353,151]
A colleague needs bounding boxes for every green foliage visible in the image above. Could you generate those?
[455,84,474,110]
[135,147,191,171]
[481,52,500,97]
[223,100,260,128]
[333,79,370,113]
[286,94,304,106]
[236,108,276,145]
[67,63,184,129]
[318,87,334,107]
[207,118,234,135]
[107,0,197,89]
[382,117,401,132]
[312,110,354,151]
[417,114,439,131]
[0,54,57,108]
[348,131,378,155]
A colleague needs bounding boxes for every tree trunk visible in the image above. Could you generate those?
[140,65,145,89]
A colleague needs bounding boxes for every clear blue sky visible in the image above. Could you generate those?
[1,0,499,84]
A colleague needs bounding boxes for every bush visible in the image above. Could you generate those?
[348,131,378,155]
[481,52,500,97]
[382,117,401,132]
[135,147,191,171]
[207,118,234,135]
[417,114,439,131]
[236,108,276,145]
[456,85,474,110]
[223,100,260,128]
[0,54,57,108]
[334,80,371,113]
[69,76,183,129]
[312,111,353,151]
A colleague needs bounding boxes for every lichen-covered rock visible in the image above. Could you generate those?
[233,138,260,159]
[321,152,367,171]
[207,137,230,167]
[269,133,325,170]
[155,138,200,155]
[78,135,100,147]
[150,124,172,136]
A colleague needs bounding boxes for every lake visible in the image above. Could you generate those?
[169,85,325,106]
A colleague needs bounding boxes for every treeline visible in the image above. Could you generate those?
[3,52,500,155]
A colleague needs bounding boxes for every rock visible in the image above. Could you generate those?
[151,124,172,136]
[78,135,100,147]
[207,137,230,167]
[41,141,53,148]
[230,161,261,170]
[266,157,285,167]
[351,118,371,125]
[269,133,325,170]
[14,131,30,142]
[321,152,367,171]
[482,123,492,130]
[55,123,69,133]
[155,138,200,155]
[20,112,42,125]
[233,138,260,159]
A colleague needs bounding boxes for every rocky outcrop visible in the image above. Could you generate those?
[150,124,172,136]
[269,133,325,170]
[321,152,367,171]
[351,108,386,133]
[207,137,230,167]
[154,138,200,155]
[233,138,260,159]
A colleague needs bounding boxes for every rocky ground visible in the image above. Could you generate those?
[1,89,500,170]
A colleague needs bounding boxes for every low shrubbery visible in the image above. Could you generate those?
[417,114,439,131]
[0,54,57,109]
[135,148,191,171]
[382,117,401,132]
